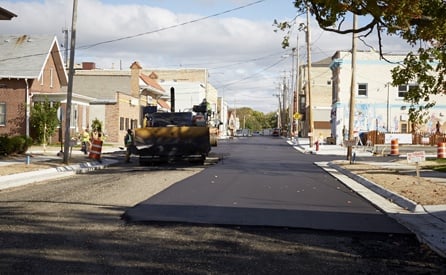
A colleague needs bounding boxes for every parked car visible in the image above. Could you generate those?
[272,128,280,136]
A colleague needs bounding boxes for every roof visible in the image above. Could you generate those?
[157,98,170,110]
[0,35,68,84]
[140,73,165,95]
[0,7,17,20]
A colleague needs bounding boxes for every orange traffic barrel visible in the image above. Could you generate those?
[390,139,399,156]
[88,139,103,160]
[438,142,446,159]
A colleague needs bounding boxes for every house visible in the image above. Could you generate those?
[0,6,17,20]
[69,61,166,143]
[297,56,333,140]
[0,35,90,143]
[329,49,446,145]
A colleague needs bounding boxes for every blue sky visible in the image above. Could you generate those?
[0,0,410,113]
[95,0,297,21]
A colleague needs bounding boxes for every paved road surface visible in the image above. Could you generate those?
[124,136,409,234]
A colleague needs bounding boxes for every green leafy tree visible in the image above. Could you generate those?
[276,0,446,125]
[91,118,103,133]
[229,107,277,131]
[30,99,60,145]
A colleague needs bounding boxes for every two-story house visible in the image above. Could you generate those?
[0,35,91,143]
[69,61,166,143]
[329,49,446,145]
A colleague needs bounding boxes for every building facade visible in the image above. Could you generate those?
[0,35,75,142]
[298,57,333,140]
[329,50,446,145]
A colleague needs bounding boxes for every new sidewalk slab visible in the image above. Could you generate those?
[288,137,446,258]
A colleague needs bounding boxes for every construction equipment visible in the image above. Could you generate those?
[131,92,217,165]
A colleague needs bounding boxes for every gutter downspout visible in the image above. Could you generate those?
[25,78,30,138]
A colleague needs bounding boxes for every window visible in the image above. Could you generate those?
[401,123,408,133]
[0,103,5,126]
[398,84,418,98]
[398,85,407,97]
[119,117,124,130]
[357,83,368,96]
[131,119,138,129]
[125,118,129,130]
[299,95,306,111]
[50,68,54,88]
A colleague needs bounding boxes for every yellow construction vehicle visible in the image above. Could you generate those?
[131,97,217,165]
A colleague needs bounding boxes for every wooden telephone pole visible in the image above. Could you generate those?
[347,14,357,162]
[63,0,78,164]
[306,7,314,147]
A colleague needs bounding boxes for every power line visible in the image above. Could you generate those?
[0,0,266,63]
[217,57,288,89]
[78,0,266,50]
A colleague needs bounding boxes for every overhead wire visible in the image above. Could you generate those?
[77,0,266,50]
[0,0,266,63]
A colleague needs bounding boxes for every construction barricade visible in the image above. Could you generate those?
[390,139,399,156]
[438,142,446,159]
[88,139,103,161]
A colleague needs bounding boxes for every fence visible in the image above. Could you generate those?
[362,131,446,146]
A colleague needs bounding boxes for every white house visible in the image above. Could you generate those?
[329,50,446,145]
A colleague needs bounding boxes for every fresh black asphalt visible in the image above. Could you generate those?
[123,136,409,234]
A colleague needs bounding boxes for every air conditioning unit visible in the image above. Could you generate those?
[130,99,138,106]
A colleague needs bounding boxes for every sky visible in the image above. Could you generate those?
[0,0,412,113]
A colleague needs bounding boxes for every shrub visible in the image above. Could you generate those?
[0,135,14,155]
[0,135,33,155]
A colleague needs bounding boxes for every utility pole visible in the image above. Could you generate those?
[294,33,300,135]
[282,76,287,134]
[347,14,357,162]
[63,0,78,164]
[306,7,314,147]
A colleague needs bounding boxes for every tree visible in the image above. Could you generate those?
[30,99,60,145]
[277,0,446,125]
[91,118,103,133]
[228,107,277,130]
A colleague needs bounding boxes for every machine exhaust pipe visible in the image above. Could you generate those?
[170,87,175,113]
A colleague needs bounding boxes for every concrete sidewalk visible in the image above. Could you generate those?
[0,144,122,190]
[289,137,446,258]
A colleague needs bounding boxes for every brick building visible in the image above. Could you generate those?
[69,61,166,144]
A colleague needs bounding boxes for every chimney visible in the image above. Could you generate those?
[130,61,142,98]
[82,62,96,70]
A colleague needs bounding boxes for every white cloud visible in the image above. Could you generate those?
[0,0,413,113]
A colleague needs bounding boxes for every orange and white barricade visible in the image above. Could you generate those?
[390,139,399,156]
[88,139,103,160]
[438,142,446,159]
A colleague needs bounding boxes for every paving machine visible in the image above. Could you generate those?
[131,89,217,165]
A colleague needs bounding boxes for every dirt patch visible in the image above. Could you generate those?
[0,154,94,176]
[336,160,446,206]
